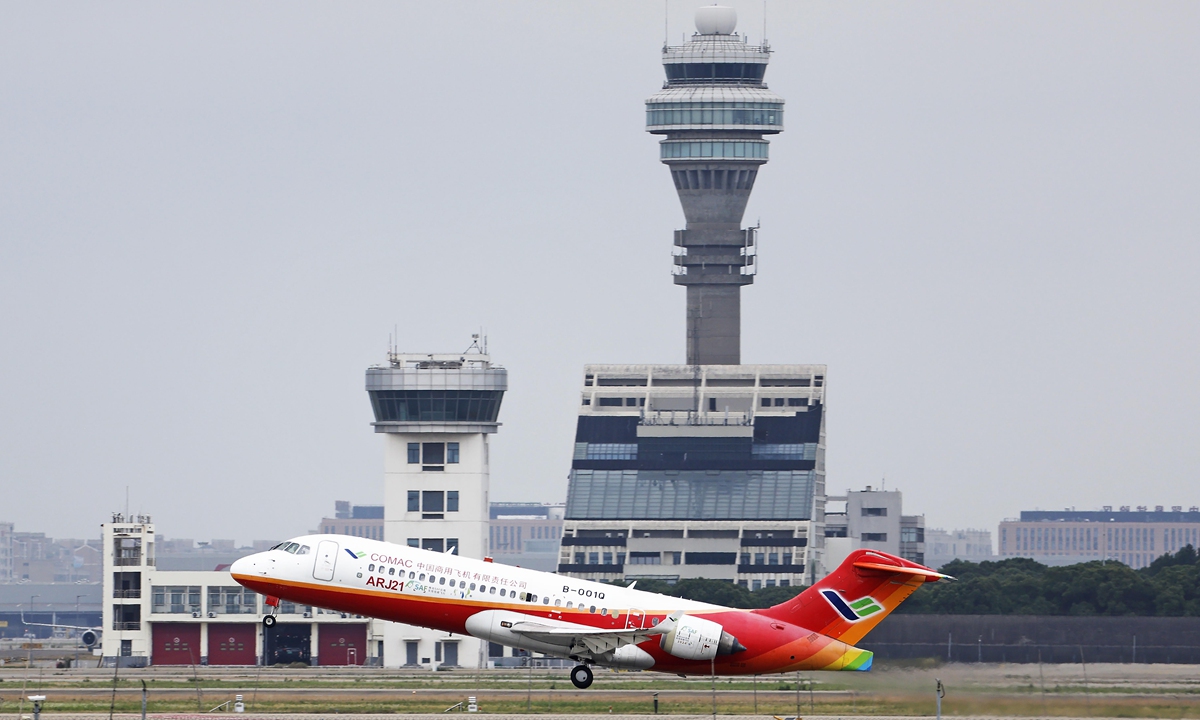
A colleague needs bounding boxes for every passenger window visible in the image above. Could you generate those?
[543,597,550,605]
[601,608,607,616]
[419,573,426,581]
[470,583,477,590]
[368,563,375,572]
[554,599,561,606]
[388,567,395,576]
[439,577,446,585]
[590,605,596,613]
[500,588,507,597]
[566,601,574,609]
[409,572,415,579]
[489,587,496,594]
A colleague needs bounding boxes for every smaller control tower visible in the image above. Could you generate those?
[365,341,506,669]
[647,5,784,365]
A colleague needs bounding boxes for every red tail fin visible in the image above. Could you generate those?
[759,549,949,646]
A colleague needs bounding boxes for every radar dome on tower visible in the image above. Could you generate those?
[695,5,737,36]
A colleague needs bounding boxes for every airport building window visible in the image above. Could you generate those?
[423,443,445,465]
[447,491,459,512]
[369,390,503,423]
[588,552,600,564]
[422,491,444,515]
[629,552,662,565]
[751,443,816,461]
[407,443,420,464]
[447,539,459,555]
[565,469,815,521]
[862,532,888,542]
[422,539,444,553]
[447,442,460,463]
[862,507,887,517]
[598,398,623,407]
[152,585,201,614]
[408,491,420,512]
[646,100,781,126]
[583,443,638,460]
[208,586,257,615]
[659,140,768,161]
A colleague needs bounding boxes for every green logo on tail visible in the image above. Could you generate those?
[848,596,883,618]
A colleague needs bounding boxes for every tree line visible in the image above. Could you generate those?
[608,545,1200,616]
[899,545,1200,616]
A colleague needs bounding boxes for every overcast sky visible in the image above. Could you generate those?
[2,2,1197,545]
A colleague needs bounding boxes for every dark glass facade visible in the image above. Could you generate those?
[368,390,503,423]
[565,405,822,522]
[665,63,767,81]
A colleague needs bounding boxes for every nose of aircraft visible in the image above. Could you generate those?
[230,554,255,577]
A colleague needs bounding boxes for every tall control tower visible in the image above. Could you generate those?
[365,345,506,669]
[647,5,783,365]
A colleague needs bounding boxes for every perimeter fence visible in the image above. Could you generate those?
[861,614,1200,663]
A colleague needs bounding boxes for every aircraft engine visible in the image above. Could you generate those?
[81,629,100,648]
[659,614,745,661]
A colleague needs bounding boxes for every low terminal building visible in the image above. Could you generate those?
[998,506,1200,569]
[100,515,372,667]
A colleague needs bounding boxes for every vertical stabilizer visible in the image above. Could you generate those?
[758,549,949,646]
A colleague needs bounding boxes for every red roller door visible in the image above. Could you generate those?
[207,623,257,665]
[318,624,367,666]
[151,623,202,666]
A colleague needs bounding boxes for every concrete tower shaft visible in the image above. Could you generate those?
[647,6,783,365]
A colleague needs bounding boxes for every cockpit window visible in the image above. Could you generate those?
[270,543,285,551]
[283,542,300,554]
[297,545,310,555]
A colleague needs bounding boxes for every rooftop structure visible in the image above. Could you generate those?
[648,5,784,365]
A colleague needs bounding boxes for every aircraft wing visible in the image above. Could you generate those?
[508,618,669,657]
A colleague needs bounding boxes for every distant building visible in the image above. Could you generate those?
[4,526,102,583]
[0,522,12,582]
[489,503,564,572]
[315,500,385,540]
[999,506,1200,569]
[824,487,925,567]
[924,528,993,570]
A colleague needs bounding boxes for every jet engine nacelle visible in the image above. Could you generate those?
[80,629,100,648]
[659,614,745,661]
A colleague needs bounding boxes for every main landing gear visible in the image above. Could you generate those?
[570,664,594,689]
[262,595,280,627]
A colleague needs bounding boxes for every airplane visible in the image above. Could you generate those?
[230,535,949,688]
[19,610,102,648]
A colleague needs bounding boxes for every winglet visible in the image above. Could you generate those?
[852,560,954,583]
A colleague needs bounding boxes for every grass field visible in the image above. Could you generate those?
[2,661,1199,717]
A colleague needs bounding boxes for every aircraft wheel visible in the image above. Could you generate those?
[570,664,593,689]
[263,615,277,628]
